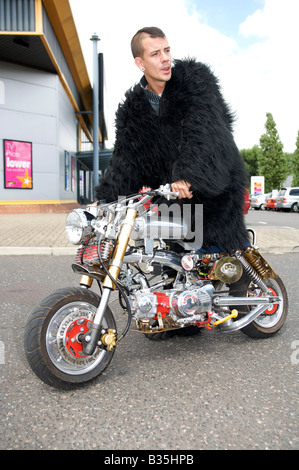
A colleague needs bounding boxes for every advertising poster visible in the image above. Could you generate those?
[65,151,70,190]
[251,176,264,196]
[4,139,32,189]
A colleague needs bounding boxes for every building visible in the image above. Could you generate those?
[0,0,110,213]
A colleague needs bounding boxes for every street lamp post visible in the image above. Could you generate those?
[90,33,100,199]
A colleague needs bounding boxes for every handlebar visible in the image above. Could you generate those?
[139,184,180,200]
[91,184,180,214]
[156,183,180,200]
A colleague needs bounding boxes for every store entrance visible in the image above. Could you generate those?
[76,149,112,204]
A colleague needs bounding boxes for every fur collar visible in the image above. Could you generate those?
[124,58,234,129]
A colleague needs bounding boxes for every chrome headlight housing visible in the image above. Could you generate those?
[65,209,94,245]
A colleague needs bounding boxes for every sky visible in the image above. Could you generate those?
[69,0,299,153]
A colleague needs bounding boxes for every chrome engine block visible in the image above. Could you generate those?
[130,284,215,324]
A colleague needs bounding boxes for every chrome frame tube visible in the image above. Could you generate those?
[213,295,281,306]
[123,250,184,273]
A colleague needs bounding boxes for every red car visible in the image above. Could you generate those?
[243,188,250,214]
[266,196,276,210]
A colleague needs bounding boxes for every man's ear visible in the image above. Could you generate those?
[134,57,144,71]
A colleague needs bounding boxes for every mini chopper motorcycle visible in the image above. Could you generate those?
[24,185,288,389]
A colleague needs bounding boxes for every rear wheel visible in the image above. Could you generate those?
[24,287,116,389]
[230,275,288,338]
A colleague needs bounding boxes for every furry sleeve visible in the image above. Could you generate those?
[171,61,247,196]
[95,88,146,202]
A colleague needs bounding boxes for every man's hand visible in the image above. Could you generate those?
[171,180,193,199]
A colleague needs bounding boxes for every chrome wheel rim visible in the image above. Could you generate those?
[251,279,284,329]
[46,301,107,375]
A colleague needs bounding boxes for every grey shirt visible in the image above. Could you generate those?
[140,75,161,116]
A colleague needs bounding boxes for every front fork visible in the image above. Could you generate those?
[81,208,138,355]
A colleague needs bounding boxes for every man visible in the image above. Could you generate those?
[95,26,249,252]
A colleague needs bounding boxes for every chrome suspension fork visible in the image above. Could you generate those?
[82,288,111,355]
[82,207,138,355]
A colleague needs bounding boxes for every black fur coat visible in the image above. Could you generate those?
[95,59,249,250]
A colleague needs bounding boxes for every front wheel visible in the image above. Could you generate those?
[24,287,116,389]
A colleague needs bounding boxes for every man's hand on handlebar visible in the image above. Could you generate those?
[171,180,193,199]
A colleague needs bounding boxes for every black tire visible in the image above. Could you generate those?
[229,274,288,339]
[24,287,116,389]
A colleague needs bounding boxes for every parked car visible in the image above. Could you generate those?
[276,187,299,212]
[266,195,276,210]
[265,190,278,210]
[250,193,270,210]
[243,188,250,214]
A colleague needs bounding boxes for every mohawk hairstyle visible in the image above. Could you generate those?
[131,27,166,58]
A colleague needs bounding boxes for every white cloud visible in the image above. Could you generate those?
[239,7,266,38]
[230,0,299,152]
[70,0,299,152]
[240,0,299,41]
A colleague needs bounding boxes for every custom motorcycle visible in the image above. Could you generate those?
[24,184,288,389]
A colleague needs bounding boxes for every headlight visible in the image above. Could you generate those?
[65,209,94,245]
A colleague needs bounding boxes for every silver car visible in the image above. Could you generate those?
[250,193,270,210]
[276,187,299,212]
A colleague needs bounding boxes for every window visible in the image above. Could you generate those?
[79,124,93,152]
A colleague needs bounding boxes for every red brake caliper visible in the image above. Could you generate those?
[262,287,278,315]
[65,318,92,358]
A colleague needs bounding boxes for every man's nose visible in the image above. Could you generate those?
[161,51,168,62]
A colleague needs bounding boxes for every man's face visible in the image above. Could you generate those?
[136,35,172,84]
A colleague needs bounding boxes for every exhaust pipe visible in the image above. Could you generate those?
[219,303,271,332]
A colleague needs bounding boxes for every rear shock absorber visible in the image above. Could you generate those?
[237,254,268,292]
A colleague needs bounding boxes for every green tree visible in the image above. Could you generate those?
[240,145,261,178]
[284,152,294,175]
[258,113,287,192]
[291,130,299,186]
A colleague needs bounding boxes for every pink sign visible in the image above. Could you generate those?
[4,140,32,189]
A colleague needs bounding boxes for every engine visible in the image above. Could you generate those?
[130,284,215,326]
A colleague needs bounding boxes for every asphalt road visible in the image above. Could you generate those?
[0,253,298,450]
[245,208,299,230]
